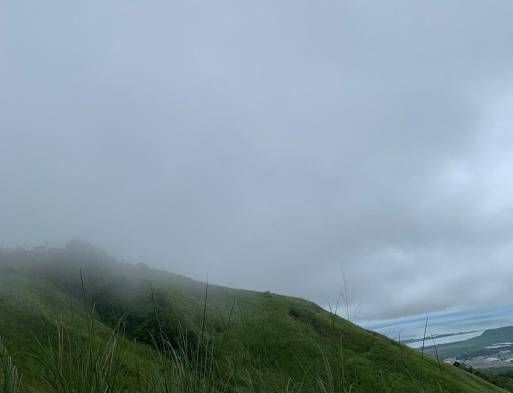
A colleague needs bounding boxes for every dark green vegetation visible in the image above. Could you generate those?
[0,242,507,392]
[454,364,513,392]
[425,326,513,360]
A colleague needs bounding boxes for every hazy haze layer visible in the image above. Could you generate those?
[2,1,513,319]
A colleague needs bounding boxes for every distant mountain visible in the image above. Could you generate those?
[0,245,506,393]
[425,326,513,367]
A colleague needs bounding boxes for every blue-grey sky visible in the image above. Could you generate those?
[2,1,513,319]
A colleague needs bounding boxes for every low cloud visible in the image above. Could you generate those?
[2,0,513,319]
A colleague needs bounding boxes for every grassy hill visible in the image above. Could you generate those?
[0,242,507,393]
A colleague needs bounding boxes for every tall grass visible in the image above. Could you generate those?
[0,338,21,393]
[0,318,462,393]
[144,331,219,393]
[316,347,353,393]
[1,289,452,393]
[34,314,132,393]
[141,282,227,393]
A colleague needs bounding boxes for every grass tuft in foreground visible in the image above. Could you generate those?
[0,338,21,393]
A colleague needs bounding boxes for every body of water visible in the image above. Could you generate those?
[407,331,484,349]
[362,304,513,347]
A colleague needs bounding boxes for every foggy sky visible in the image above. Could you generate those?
[2,1,513,319]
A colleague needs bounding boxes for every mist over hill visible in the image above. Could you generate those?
[3,1,513,391]
[0,243,508,393]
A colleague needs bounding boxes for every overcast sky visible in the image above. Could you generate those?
[2,1,513,320]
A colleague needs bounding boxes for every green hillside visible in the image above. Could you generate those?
[0,243,507,393]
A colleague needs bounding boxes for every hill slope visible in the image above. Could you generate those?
[0,244,506,393]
